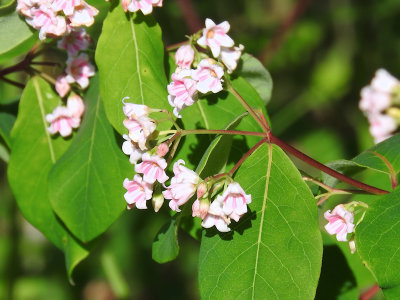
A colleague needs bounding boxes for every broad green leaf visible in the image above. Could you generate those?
[0,111,15,148]
[0,11,36,61]
[152,214,179,264]
[199,143,322,299]
[96,6,170,134]
[0,142,9,162]
[48,77,131,242]
[356,187,400,299]
[7,76,89,279]
[238,53,273,105]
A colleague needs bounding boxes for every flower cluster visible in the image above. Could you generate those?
[167,18,244,118]
[120,99,252,232]
[359,69,400,143]
[122,0,162,15]
[17,0,98,40]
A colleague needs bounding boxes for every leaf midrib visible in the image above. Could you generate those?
[129,15,144,105]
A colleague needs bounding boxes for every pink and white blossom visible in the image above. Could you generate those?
[163,159,200,212]
[68,2,98,28]
[359,86,391,114]
[197,18,234,58]
[192,58,224,94]
[220,44,244,74]
[135,153,169,184]
[52,0,81,16]
[55,75,71,98]
[371,69,400,94]
[175,45,195,69]
[65,53,95,89]
[123,116,156,150]
[127,0,162,15]
[17,0,44,18]
[26,5,67,40]
[67,94,85,118]
[368,114,397,143]
[122,134,144,164]
[123,175,153,209]
[167,69,198,117]
[122,97,149,119]
[46,106,80,137]
[201,197,231,232]
[218,182,251,222]
[192,199,209,220]
[57,28,90,56]
[324,204,355,242]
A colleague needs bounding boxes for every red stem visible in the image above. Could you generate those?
[360,284,380,300]
[270,135,389,195]
[182,129,266,137]
[176,0,203,33]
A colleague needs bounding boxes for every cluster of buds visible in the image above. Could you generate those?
[17,0,98,40]
[359,69,400,143]
[324,202,367,254]
[167,18,244,118]
[120,99,252,232]
[122,0,162,15]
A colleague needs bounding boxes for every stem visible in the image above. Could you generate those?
[0,76,25,89]
[227,85,269,132]
[159,130,177,136]
[270,134,389,195]
[176,0,203,33]
[229,138,268,176]
[31,68,56,85]
[167,135,182,165]
[159,109,181,129]
[166,41,190,52]
[360,284,380,300]
[181,129,266,137]
[369,150,398,189]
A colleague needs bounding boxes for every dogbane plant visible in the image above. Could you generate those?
[1,0,400,299]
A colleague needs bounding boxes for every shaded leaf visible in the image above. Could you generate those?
[0,111,15,148]
[48,76,131,242]
[199,143,322,299]
[152,214,179,264]
[7,76,89,279]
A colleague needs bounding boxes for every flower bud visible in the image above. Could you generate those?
[349,237,356,254]
[199,198,210,220]
[175,45,195,69]
[152,184,164,212]
[157,143,169,157]
[197,181,208,199]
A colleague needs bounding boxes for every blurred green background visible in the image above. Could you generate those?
[1,0,400,299]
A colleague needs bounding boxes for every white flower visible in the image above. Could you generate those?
[122,134,144,164]
[219,44,244,74]
[192,58,224,94]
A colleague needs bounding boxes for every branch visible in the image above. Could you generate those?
[176,0,203,33]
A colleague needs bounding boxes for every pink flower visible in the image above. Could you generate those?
[122,134,144,164]
[52,0,81,16]
[55,75,70,98]
[175,45,195,69]
[218,182,251,222]
[122,97,149,119]
[220,44,244,74]
[324,204,355,242]
[192,199,209,220]
[359,86,391,114]
[17,0,44,18]
[68,2,98,27]
[163,159,200,212]
[192,58,224,94]
[197,18,234,58]
[46,106,80,137]
[201,197,231,232]
[57,28,90,56]
[123,116,156,150]
[127,0,162,15]
[135,153,168,184]
[371,69,400,94]
[26,5,67,40]
[123,174,153,209]
[368,114,397,144]
[65,53,95,89]
[67,94,85,118]
[167,69,198,118]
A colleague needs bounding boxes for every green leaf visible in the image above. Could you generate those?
[238,53,273,105]
[0,11,37,62]
[48,76,132,242]
[355,187,400,299]
[152,214,179,264]
[96,6,170,134]
[199,143,322,299]
[0,111,15,148]
[7,77,89,279]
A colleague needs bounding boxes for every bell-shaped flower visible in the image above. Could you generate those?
[65,53,95,89]
[57,28,90,56]
[17,0,45,18]
[26,5,67,40]
[122,97,149,119]
[163,159,200,212]
[324,204,355,242]
[368,113,397,143]
[123,116,156,150]
[192,198,210,220]
[175,45,195,69]
[127,0,162,15]
[192,58,224,94]
[167,69,198,118]
[359,86,391,114]
[197,18,234,58]
[135,153,169,184]
[220,44,244,74]
[67,94,85,118]
[55,75,71,98]
[123,174,153,209]
[52,0,81,16]
[371,69,400,94]
[121,134,144,164]
[68,1,99,27]
[218,182,251,222]
[46,106,80,137]
[201,197,231,232]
